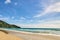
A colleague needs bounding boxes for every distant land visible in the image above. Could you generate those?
[0,20,21,28]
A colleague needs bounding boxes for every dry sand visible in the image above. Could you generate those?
[0,31,23,40]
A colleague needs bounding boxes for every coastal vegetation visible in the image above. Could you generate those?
[0,20,21,28]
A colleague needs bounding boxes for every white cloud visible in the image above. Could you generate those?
[34,2,60,17]
[44,20,60,24]
[16,20,60,28]
[0,17,59,28]
[52,2,60,12]
[5,0,11,4]
[16,23,60,28]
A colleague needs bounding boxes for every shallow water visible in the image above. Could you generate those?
[2,28,60,35]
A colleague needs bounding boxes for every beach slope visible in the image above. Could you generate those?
[0,31,23,40]
[7,30,60,40]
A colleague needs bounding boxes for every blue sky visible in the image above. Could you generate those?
[0,0,60,28]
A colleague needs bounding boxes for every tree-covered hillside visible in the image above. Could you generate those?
[0,20,21,28]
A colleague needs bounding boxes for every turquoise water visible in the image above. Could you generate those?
[4,28,60,35]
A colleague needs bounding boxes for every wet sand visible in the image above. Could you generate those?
[7,30,60,40]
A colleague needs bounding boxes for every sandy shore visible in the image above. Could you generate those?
[0,29,60,40]
[6,30,60,40]
[0,30,23,40]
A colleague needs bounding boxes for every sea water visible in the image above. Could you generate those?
[4,28,60,35]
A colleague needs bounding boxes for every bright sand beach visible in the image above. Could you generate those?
[0,29,60,40]
[0,30,23,40]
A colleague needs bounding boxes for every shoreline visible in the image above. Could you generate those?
[6,29,60,40]
[0,28,60,36]
[0,28,60,40]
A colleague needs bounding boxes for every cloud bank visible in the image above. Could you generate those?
[34,2,60,17]
[1,0,60,28]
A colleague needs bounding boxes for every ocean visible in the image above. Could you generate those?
[4,28,60,35]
